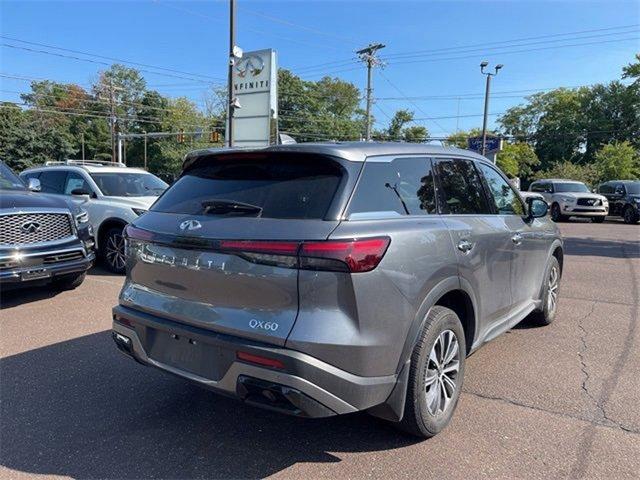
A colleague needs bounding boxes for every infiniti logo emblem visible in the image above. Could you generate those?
[235,55,265,78]
[21,221,41,234]
[179,219,202,231]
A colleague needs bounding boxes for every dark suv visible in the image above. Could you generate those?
[112,143,562,438]
[0,162,95,289]
[597,180,640,224]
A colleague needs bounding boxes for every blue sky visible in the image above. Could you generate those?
[1,0,638,136]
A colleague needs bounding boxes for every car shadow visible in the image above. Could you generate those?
[0,331,417,479]
[0,283,63,309]
[563,236,640,259]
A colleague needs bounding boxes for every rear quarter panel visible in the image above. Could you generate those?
[286,216,457,376]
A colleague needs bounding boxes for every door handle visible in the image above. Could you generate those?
[457,239,473,253]
[511,233,523,245]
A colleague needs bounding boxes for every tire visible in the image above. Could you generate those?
[550,203,566,222]
[531,256,561,326]
[592,216,605,223]
[397,306,466,438]
[623,205,639,224]
[53,272,86,290]
[102,227,126,274]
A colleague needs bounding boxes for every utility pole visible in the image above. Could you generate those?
[227,0,236,147]
[108,79,118,163]
[143,130,147,170]
[81,133,85,160]
[479,61,503,157]
[357,43,385,141]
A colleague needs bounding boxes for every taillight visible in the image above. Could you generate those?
[124,225,155,242]
[300,237,390,273]
[219,240,299,255]
[220,237,391,273]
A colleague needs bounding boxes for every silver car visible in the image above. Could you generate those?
[529,179,608,223]
[21,161,168,272]
[112,143,563,438]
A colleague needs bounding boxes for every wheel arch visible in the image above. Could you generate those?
[96,217,128,252]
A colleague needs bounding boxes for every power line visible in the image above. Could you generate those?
[1,43,223,85]
[0,34,225,81]
[382,23,639,58]
[237,7,363,46]
[378,70,449,132]
[151,0,348,53]
[385,36,640,66]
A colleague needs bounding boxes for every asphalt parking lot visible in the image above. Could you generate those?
[1,220,639,479]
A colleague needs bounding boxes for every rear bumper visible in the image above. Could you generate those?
[0,246,95,285]
[112,304,398,418]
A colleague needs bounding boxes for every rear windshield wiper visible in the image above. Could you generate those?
[201,199,263,216]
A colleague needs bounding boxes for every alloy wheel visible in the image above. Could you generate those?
[547,265,559,314]
[624,207,635,224]
[425,329,460,416]
[106,232,126,271]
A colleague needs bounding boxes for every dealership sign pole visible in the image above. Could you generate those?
[227,0,237,147]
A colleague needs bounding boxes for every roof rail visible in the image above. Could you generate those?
[44,159,127,167]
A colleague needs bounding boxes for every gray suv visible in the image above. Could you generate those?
[112,143,563,438]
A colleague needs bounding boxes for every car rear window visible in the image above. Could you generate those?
[151,155,345,219]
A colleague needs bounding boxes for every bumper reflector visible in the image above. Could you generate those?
[236,351,285,370]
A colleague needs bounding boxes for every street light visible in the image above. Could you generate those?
[480,61,503,157]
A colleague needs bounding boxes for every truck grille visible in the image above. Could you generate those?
[577,198,601,207]
[0,213,74,246]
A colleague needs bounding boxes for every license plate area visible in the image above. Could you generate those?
[21,269,51,281]
[146,329,225,381]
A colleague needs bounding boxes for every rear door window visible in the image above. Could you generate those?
[152,155,345,219]
[64,172,92,195]
[38,170,68,194]
[435,159,491,215]
[347,156,436,217]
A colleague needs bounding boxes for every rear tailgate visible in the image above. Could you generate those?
[120,152,356,346]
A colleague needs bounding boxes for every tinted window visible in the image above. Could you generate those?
[0,162,26,191]
[625,183,640,194]
[477,163,524,215]
[436,159,491,214]
[348,157,436,217]
[64,172,91,195]
[152,155,344,219]
[615,184,626,195]
[555,182,589,193]
[599,184,613,194]
[38,170,67,194]
[531,182,552,193]
[91,173,167,197]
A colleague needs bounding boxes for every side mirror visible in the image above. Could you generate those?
[27,178,41,192]
[71,188,92,198]
[528,198,548,219]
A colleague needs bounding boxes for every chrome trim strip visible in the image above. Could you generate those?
[0,245,87,261]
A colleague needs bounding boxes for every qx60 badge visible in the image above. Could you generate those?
[179,219,202,231]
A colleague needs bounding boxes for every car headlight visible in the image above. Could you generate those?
[75,209,89,225]
[132,208,147,216]
[634,198,640,203]
[560,196,576,203]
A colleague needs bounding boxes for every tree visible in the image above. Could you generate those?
[496,142,540,179]
[534,161,599,187]
[381,109,428,142]
[622,53,640,87]
[445,128,483,149]
[594,141,640,182]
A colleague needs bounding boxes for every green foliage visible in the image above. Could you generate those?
[278,69,365,141]
[377,109,428,142]
[445,128,483,149]
[594,141,640,181]
[496,142,540,179]
[534,161,599,187]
